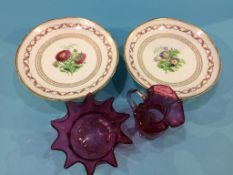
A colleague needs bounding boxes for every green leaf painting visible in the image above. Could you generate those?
[154,47,185,73]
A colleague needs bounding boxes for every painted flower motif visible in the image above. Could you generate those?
[56,50,71,62]
[76,53,86,65]
[134,85,185,137]
[160,51,170,59]
[170,57,180,66]
[53,45,87,75]
[154,47,185,72]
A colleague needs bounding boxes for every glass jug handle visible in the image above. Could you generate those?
[127,89,146,110]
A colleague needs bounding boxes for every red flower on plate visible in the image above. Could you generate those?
[76,53,86,65]
[56,50,71,62]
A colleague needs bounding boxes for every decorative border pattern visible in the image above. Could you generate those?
[128,24,214,94]
[35,33,102,88]
[22,23,113,96]
[137,33,203,87]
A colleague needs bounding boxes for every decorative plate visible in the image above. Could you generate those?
[124,18,221,99]
[16,17,118,100]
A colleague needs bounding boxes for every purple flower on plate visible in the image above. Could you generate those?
[170,57,180,66]
[160,50,170,59]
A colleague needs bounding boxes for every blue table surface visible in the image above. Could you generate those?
[0,0,233,175]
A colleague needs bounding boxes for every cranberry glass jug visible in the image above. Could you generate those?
[127,85,185,138]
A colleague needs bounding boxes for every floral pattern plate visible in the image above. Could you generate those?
[124,18,221,99]
[16,17,118,100]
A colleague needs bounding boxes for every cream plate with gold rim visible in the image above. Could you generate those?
[16,18,118,100]
[124,18,221,99]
